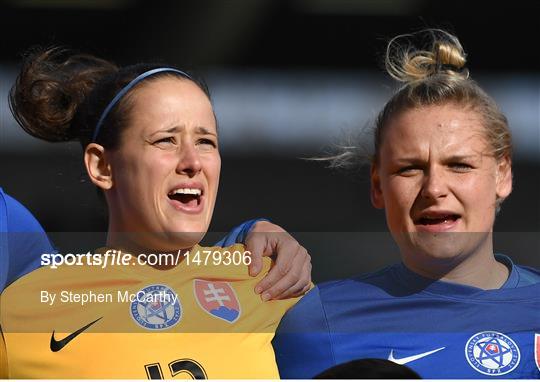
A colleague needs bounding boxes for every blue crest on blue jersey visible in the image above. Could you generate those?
[465,331,520,376]
[130,284,181,330]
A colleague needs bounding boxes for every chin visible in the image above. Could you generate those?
[395,232,460,259]
[411,231,489,260]
[167,222,207,240]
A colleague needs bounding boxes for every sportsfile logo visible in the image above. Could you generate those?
[41,248,252,269]
[40,249,175,269]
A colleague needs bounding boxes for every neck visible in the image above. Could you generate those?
[402,234,509,290]
[106,231,190,270]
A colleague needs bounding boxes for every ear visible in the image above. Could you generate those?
[370,163,385,209]
[495,155,512,200]
[84,143,113,190]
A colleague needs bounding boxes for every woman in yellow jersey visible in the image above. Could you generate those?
[0,48,308,379]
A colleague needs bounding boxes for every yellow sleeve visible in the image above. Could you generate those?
[0,291,7,378]
[0,326,7,378]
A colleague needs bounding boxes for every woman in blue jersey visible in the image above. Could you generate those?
[273,29,540,379]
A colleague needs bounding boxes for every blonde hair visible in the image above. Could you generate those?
[373,29,512,165]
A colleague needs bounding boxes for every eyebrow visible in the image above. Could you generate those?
[194,126,217,136]
[150,125,217,137]
[395,154,479,164]
[444,154,479,162]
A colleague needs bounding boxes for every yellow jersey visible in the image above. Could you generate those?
[0,244,299,379]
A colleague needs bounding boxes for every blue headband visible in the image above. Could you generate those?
[92,67,192,142]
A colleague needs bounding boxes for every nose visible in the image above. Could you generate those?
[420,165,448,200]
[176,141,202,177]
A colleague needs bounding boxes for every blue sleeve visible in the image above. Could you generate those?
[0,189,54,291]
[515,265,540,287]
[213,218,268,247]
[272,286,335,378]
[0,190,7,291]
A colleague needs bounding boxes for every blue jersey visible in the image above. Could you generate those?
[0,188,54,292]
[273,255,540,379]
[214,218,266,247]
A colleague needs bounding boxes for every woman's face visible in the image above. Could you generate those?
[371,103,512,263]
[105,77,220,250]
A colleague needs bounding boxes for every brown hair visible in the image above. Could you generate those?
[9,47,211,149]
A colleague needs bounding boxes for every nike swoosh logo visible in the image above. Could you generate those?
[388,347,445,365]
[50,317,102,352]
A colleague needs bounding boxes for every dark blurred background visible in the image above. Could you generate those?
[1,0,538,281]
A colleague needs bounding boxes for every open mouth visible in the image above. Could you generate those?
[415,214,460,225]
[167,188,202,208]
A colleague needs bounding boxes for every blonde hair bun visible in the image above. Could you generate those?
[386,29,469,83]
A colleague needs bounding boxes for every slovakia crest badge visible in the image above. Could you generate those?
[194,280,241,323]
[465,331,520,376]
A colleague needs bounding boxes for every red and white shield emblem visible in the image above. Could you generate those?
[193,280,241,323]
[535,334,540,371]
